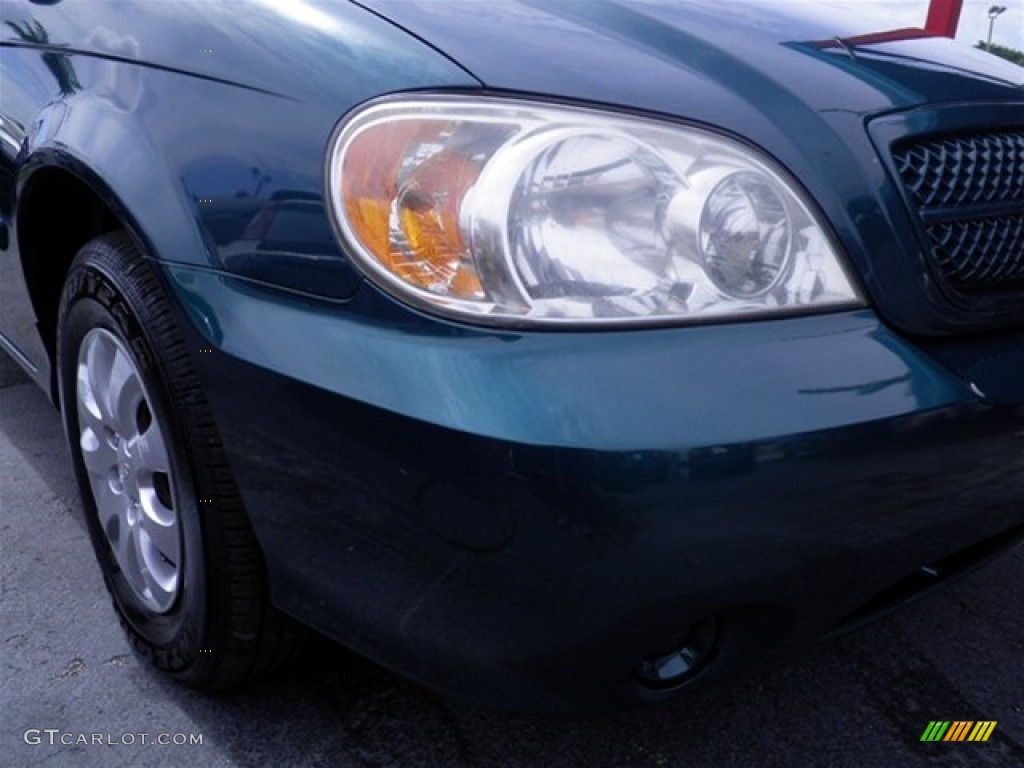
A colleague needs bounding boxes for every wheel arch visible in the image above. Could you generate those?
[15,97,206,400]
[16,159,122,396]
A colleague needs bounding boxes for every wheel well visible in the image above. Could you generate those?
[18,167,122,365]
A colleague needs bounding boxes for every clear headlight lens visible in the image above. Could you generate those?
[326,96,862,326]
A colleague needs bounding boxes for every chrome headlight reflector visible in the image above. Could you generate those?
[326,97,861,326]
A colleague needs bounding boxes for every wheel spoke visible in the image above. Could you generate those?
[137,525,179,601]
[138,487,179,558]
[79,421,118,478]
[79,335,115,423]
[108,350,145,439]
[115,514,141,580]
[77,394,110,443]
[141,567,176,606]
[135,424,170,475]
[94,480,128,536]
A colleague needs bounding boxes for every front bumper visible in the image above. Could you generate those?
[167,266,1024,711]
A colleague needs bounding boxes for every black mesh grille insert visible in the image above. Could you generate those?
[893,130,1024,296]
[929,216,1024,290]
[895,132,1024,209]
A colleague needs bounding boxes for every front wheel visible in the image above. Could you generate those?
[58,232,299,689]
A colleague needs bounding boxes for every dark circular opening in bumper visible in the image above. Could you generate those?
[635,615,721,691]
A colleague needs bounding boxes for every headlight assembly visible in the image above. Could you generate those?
[326,96,862,327]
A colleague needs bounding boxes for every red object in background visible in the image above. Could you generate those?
[925,0,964,37]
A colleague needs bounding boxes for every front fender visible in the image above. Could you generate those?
[19,93,202,272]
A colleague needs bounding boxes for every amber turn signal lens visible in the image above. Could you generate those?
[340,120,484,299]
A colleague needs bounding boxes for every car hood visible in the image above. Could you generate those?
[358,0,1024,121]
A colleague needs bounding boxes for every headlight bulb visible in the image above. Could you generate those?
[700,172,791,299]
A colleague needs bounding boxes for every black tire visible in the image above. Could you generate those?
[57,232,299,690]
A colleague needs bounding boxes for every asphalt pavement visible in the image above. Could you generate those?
[1,351,1022,768]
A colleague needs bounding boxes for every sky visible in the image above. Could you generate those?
[846,0,1022,50]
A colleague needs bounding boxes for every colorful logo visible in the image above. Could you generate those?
[920,721,997,742]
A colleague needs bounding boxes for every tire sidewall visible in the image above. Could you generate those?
[58,251,208,668]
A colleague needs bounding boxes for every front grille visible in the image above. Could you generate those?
[893,130,1024,296]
